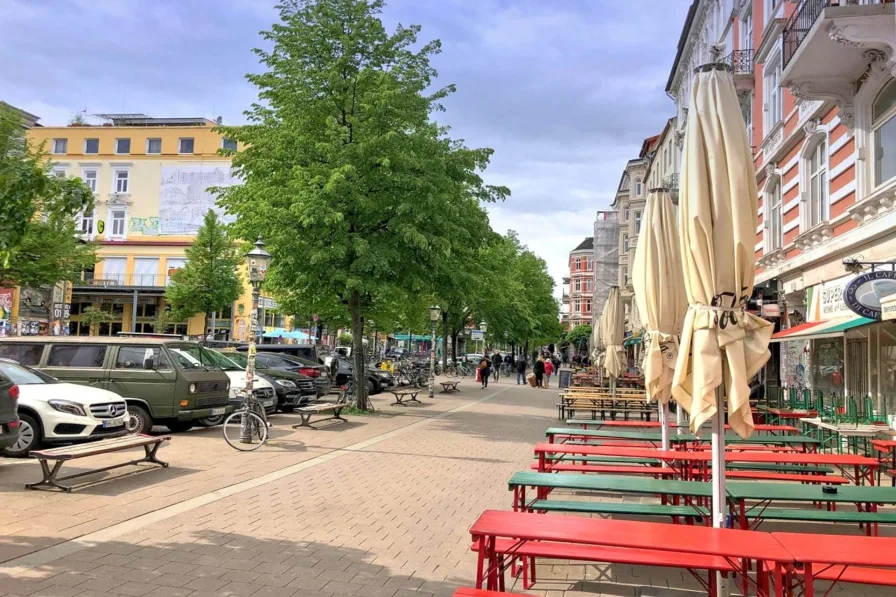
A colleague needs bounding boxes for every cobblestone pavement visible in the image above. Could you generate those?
[0,380,891,597]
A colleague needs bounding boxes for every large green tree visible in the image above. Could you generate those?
[165,210,243,335]
[216,0,508,409]
[0,218,97,288]
[0,103,94,266]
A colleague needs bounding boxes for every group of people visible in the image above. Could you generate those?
[475,350,561,389]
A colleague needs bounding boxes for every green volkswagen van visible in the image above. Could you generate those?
[0,337,232,434]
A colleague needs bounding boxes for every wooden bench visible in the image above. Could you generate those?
[291,401,349,428]
[526,499,708,522]
[558,399,653,421]
[26,434,170,492]
[529,462,675,478]
[440,381,461,394]
[390,390,421,406]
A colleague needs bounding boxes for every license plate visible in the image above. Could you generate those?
[210,407,226,416]
[102,417,125,428]
[263,399,274,408]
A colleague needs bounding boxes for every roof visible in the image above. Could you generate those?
[665,0,700,93]
[639,135,661,158]
[0,101,40,127]
[572,237,594,252]
[93,114,216,127]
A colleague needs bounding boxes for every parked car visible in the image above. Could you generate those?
[0,369,20,453]
[202,350,277,418]
[218,350,316,412]
[331,355,394,394]
[0,337,233,435]
[251,352,332,397]
[384,347,409,359]
[0,359,128,456]
[239,344,326,365]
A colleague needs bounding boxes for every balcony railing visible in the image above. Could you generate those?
[73,273,168,289]
[783,0,885,68]
[725,49,754,75]
[661,173,679,190]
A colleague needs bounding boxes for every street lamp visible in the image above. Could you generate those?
[479,320,488,354]
[428,305,441,398]
[244,237,271,399]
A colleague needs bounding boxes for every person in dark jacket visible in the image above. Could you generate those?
[533,356,546,388]
[478,355,491,389]
[504,353,513,369]
[515,356,527,385]
[491,351,502,382]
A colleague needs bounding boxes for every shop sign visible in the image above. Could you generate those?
[843,270,896,319]
[259,297,277,309]
[760,303,781,318]
[806,274,855,321]
[881,294,896,321]
[471,330,484,341]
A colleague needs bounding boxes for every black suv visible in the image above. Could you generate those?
[0,371,20,452]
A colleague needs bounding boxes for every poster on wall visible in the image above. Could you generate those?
[805,274,855,321]
[0,288,14,337]
[158,165,239,235]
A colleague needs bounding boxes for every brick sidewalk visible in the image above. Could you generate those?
[0,382,886,597]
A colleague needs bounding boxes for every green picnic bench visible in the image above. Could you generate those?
[528,499,707,521]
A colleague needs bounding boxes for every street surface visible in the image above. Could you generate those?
[0,379,888,597]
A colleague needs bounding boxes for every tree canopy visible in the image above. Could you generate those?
[216,0,508,408]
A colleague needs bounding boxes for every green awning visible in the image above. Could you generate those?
[771,315,876,343]
[623,335,642,347]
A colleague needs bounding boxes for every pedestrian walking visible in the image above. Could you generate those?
[515,355,527,385]
[533,356,546,388]
[478,355,491,389]
[492,350,501,382]
[543,358,554,388]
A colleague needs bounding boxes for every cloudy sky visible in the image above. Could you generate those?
[1,0,690,296]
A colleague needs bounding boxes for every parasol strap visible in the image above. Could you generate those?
[687,303,747,331]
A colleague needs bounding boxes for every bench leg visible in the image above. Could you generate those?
[26,459,69,492]
[292,413,312,428]
[333,407,347,422]
[142,442,169,468]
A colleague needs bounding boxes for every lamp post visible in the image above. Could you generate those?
[479,320,488,354]
[428,305,441,398]
[244,237,272,400]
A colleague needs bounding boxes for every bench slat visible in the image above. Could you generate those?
[296,403,345,413]
[529,499,706,519]
[757,508,896,524]
[816,565,896,587]
[30,434,170,461]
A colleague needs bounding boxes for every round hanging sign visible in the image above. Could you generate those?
[97,220,105,234]
[841,270,896,319]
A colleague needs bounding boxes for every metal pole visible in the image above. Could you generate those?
[429,319,436,398]
[712,385,728,595]
[131,290,138,333]
[243,285,260,443]
[660,401,670,453]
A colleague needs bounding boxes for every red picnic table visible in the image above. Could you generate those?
[871,439,896,486]
[568,420,800,435]
[533,443,880,485]
[470,509,790,596]
[771,532,896,597]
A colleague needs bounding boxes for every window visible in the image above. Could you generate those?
[763,0,780,25]
[807,138,828,228]
[77,210,95,236]
[47,345,107,368]
[114,169,129,193]
[574,277,581,292]
[585,278,593,292]
[768,182,782,251]
[573,299,581,314]
[84,138,99,154]
[115,138,131,154]
[166,257,186,283]
[116,346,169,370]
[52,139,67,154]
[179,137,194,153]
[622,266,629,285]
[583,298,592,314]
[222,138,237,151]
[52,168,66,178]
[134,257,159,285]
[634,211,642,232]
[110,209,127,238]
[623,206,630,221]
[763,64,782,134]
[101,256,127,282]
[146,138,162,154]
[873,80,896,187]
[635,178,643,196]
[0,344,45,366]
[741,10,753,50]
[82,169,97,192]
[622,233,629,253]
[574,256,582,271]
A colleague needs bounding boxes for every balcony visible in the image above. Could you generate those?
[72,273,168,291]
[782,0,895,127]
[561,291,570,305]
[724,49,755,91]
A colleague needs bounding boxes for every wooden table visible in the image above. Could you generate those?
[546,427,820,453]
[871,439,896,486]
[772,532,896,597]
[566,420,800,435]
[390,390,421,406]
[470,509,790,595]
[800,418,882,455]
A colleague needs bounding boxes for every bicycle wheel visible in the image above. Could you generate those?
[222,410,268,451]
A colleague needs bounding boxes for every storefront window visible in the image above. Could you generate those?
[878,324,896,414]
[811,338,844,398]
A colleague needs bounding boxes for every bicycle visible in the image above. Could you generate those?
[222,388,269,451]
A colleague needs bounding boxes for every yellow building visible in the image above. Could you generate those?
[22,114,283,340]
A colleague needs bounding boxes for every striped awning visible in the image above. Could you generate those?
[770,315,875,343]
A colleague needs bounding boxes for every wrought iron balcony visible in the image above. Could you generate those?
[725,49,754,75]
[784,0,888,68]
[661,173,679,190]
[72,273,168,289]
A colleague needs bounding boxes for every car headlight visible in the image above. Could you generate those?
[48,400,87,417]
[275,379,296,388]
[189,383,197,394]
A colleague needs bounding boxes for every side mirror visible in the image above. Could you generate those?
[143,358,156,370]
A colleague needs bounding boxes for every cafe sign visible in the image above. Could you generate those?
[881,293,896,321]
[843,270,896,319]
[806,274,855,321]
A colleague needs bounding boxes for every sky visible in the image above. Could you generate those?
[0,0,691,297]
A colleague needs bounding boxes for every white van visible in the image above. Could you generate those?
[0,358,129,456]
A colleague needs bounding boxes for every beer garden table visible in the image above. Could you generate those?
[545,427,820,452]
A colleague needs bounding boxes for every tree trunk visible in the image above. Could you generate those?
[202,313,209,340]
[350,290,369,411]
[451,331,459,363]
[441,311,449,368]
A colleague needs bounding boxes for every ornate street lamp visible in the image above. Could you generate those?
[479,320,488,354]
[244,237,271,399]
[428,305,441,398]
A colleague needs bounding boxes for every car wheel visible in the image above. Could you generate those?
[126,404,152,435]
[165,421,195,433]
[2,413,41,457]
[367,378,377,395]
[195,415,224,427]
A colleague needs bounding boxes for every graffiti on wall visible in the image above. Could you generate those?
[130,217,161,235]
[158,165,238,235]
